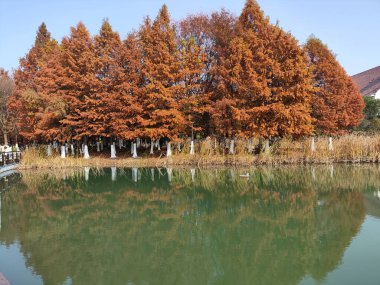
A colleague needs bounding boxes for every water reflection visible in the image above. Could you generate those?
[0,166,379,285]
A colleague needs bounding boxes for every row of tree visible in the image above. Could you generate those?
[3,0,364,147]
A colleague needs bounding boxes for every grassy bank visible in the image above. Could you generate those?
[19,134,380,170]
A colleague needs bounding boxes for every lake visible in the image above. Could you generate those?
[0,166,380,285]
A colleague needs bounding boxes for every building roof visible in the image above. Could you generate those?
[352,66,380,96]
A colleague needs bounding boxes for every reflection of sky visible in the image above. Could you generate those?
[300,215,380,285]
[0,242,42,285]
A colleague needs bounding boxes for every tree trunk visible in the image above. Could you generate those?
[150,139,154,154]
[3,132,8,146]
[311,137,316,152]
[190,140,195,155]
[132,143,138,158]
[110,142,116,159]
[166,142,172,157]
[328,137,333,151]
[229,138,235,154]
[47,144,52,157]
[265,138,270,154]
[61,145,66,159]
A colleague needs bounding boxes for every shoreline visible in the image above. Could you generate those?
[18,134,380,170]
[17,154,380,170]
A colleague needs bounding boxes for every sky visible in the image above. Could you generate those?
[0,0,379,75]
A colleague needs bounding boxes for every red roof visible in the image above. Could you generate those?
[352,66,380,96]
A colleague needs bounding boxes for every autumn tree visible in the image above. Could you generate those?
[177,29,208,137]
[59,22,97,143]
[305,37,364,135]
[0,69,17,145]
[10,22,60,142]
[211,0,313,139]
[179,10,237,136]
[138,5,186,142]
[111,33,144,141]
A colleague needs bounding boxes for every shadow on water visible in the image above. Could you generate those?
[0,165,379,285]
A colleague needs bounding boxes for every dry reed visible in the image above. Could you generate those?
[19,134,380,170]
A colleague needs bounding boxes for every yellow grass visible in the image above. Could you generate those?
[19,134,380,170]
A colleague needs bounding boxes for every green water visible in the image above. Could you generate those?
[0,166,380,285]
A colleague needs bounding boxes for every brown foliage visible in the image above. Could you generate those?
[305,37,365,135]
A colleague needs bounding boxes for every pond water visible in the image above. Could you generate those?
[0,166,380,285]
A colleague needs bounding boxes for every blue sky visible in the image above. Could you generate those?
[0,0,378,75]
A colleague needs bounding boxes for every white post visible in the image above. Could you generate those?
[132,143,138,158]
[15,143,20,152]
[84,167,90,181]
[47,144,52,157]
[150,139,154,155]
[177,143,181,153]
[265,139,270,154]
[131,142,134,154]
[61,145,66,159]
[190,140,195,155]
[70,144,74,156]
[96,142,100,152]
[328,137,333,151]
[311,137,316,152]
[65,143,69,156]
[111,142,116,159]
[229,139,235,154]
[84,145,90,159]
[157,139,161,150]
[111,167,117,181]
[100,140,104,150]
[167,142,172,157]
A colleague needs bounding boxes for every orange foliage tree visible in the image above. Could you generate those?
[10,23,62,142]
[305,37,364,135]
[10,1,364,148]
[211,0,313,139]
[59,22,97,143]
[138,5,186,142]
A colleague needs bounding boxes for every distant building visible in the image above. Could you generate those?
[352,66,380,99]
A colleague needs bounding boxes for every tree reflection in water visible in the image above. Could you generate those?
[0,165,375,285]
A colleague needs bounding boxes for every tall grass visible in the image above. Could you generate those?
[19,134,380,169]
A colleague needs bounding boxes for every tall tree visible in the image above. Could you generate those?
[10,22,59,142]
[138,5,186,141]
[212,0,313,139]
[90,19,122,139]
[305,37,364,135]
[0,69,17,145]
[179,10,237,136]
[178,33,208,137]
[111,33,144,141]
[59,22,97,142]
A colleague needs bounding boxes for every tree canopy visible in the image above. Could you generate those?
[9,1,365,145]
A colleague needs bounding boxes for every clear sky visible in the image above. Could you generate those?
[0,0,378,75]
